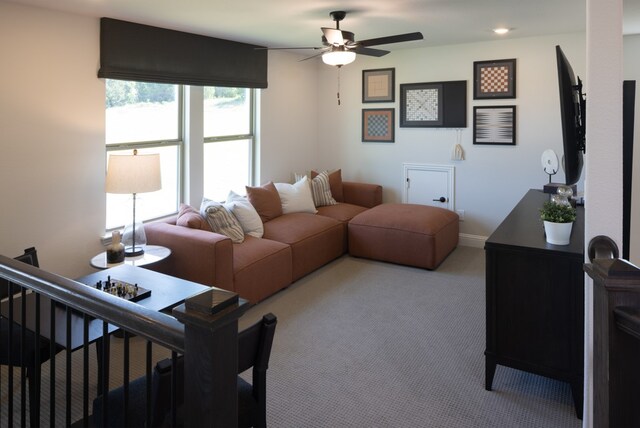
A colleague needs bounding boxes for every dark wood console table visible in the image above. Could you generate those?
[484,189,584,418]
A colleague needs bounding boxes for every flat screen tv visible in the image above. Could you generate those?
[556,45,586,186]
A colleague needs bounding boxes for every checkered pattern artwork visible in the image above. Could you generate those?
[367,114,389,136]
[480,66,510,94]
[362,109,394,142]
[473,59,516,99]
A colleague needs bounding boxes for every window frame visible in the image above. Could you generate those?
[202,88,256,195]
[105,85,184,232]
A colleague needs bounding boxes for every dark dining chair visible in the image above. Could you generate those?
[93,312,277,427]
[0,247,63,426]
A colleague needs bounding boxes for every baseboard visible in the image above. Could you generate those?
[458,233,487,249]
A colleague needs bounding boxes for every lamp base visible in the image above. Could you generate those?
[124,246,145,257]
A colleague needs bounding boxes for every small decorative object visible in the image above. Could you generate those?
[473,58,516,99]
[540,201,577,245]
[106,230,125,263]
[94,275,151,302]
[399,81,467,128]
[362,68,395,103]
[473,105,516,145]
[362,108,395,142]
[541,149,559,182]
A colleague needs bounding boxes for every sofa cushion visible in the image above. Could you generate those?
[232,236,293,303]
[348,203,459,269]
[226,190,264,238]
[312,169,343,203]
[316,203,369,224]
[246,182,282,223]
[200,199,245,244]
[176,204,212,232]
[274,176,317,214]
[263,213,345,281]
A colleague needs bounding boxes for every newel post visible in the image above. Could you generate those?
[585,257,640,427]
[173,288,249,428]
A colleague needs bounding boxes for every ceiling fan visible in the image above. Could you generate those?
[264,11,424,67]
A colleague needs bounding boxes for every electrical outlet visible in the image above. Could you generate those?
[456,209,465,221]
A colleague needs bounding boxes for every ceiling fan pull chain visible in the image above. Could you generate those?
[337,66,341,105]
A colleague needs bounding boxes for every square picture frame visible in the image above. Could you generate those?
[362,68,395,103]
[473,58,516,99]
[473,105,516,145]
[362,108,395,143]
[399,82,444,127]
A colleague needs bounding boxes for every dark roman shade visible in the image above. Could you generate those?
[98,18,267,88]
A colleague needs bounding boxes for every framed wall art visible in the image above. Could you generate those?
[473,105,516,145]
[473,58,516,99]
[362,108,395,143]
[362,68,395,103]
[400,80,467,128]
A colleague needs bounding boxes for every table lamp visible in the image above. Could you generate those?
[105,150,161,257]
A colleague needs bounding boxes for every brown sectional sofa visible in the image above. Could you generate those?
[145,181,382,303]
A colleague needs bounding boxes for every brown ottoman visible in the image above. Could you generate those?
[348,203,459,269]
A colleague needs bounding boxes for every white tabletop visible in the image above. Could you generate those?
[90,245,171,269]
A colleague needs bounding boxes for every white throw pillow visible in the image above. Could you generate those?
[200,198,245,244]
[226,190,264,238]
[295,171,337,207]
[274,176,317,214]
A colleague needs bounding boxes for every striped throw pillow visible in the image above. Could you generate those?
[200,199,245,243]
[309,171,337,207]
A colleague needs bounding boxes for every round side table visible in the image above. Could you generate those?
[90,245,171,269]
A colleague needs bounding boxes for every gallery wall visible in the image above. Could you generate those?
[313,33,586,241]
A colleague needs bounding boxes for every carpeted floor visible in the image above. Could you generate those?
[239,246,581,427]
[1,246,581,427]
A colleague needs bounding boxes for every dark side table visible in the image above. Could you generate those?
[484,189,584,418]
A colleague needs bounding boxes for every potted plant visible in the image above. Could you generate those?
[540,201,577,245]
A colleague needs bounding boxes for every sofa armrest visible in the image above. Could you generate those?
[342,181,383,208]
[144,222,235,292]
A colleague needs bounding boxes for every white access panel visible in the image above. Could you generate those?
[402,163,455,210]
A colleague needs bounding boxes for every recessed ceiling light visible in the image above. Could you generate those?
[493,28,510,35]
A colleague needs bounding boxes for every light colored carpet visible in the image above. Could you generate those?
[239,247,581,428]
[2,246,580,427]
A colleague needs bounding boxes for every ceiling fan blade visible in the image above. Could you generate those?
[357,32,424,47]
[353,46,390,57]
[322,27,345,45]
[255,46,322,51]
[298,51,327,62]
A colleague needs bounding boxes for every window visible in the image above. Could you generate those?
[203,87,254,201]
[105,80,181,230]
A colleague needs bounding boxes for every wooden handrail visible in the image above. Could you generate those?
[0,254,185,352]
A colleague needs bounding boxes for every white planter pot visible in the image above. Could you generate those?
[543,221,573,245]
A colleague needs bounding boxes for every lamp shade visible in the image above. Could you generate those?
[322,50,356,66]
[105,153,161,194]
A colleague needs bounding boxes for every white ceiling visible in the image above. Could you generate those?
[3,0,640,52]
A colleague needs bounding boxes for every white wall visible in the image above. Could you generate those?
[258,50,319,184]
[0,2,104,278]
[315,33,586,238]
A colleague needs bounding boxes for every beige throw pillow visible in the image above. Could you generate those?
[300,171,337,207]
[200,199,245,243]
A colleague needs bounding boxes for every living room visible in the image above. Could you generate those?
[0,0,637,426]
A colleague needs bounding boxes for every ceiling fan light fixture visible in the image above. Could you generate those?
[322,50,356,66]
